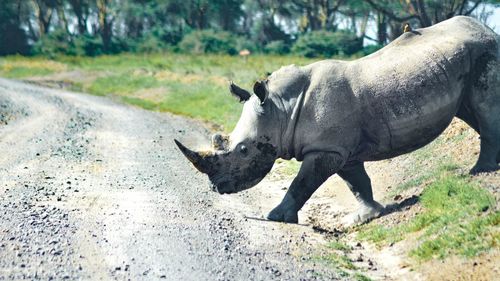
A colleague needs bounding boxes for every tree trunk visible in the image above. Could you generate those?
[69,0,87,34]
[389,20,402,41]
[359,12,369,38]
[96,0,113,52]
[32,0,53,37]
[414,0,432,27]
[56,0,69,34]
[376,12,387,45]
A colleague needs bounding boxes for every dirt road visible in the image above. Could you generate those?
[0,79,343,280]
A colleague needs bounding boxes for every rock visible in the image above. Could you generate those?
[356,255,364,262]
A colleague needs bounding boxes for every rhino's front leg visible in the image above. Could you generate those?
[267,152,345,223]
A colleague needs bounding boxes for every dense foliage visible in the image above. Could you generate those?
[0,0,496,57]
[179,30,238,55]
[292,30,363,57]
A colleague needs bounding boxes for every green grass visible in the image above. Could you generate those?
[0,53,316,131]
[88,73,162,96]
[328,240,353,252]
[273,159,301,176]
[317,239,373,280]
[353,273,373,281]
[121,96,158,110]
[323,252,357,270]
[158,80,242,129]
[387,160,461,197]
[358,170,498,261]
[0,56,66,78]
[0,66,54,78]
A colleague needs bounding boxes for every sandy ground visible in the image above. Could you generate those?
[0,79,345,280]
[1,78,498,280]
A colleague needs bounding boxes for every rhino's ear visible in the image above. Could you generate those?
[229,81,251,103]
[253,80,268,104]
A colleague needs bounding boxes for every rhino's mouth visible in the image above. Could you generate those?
[211,174,267,194]
[209,180,236,194]
[209,175,260,194]
[209,172,233,194]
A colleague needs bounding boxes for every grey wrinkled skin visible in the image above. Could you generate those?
[176,16,500,226]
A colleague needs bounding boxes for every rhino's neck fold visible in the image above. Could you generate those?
[278,89,305,159]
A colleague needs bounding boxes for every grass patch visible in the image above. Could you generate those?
[321,251,357,270]
[120,96,158,111]
[353,273,373,281]
[273,159,301,177]
[328,240,353,252]
[88,73,161,96]
[0,66,54,78]
[358,170,498,261]
[158,80,242,130]
[387,160,460,197]
[0,56,67,78]
[317,239,374,280]
[0,53,316,131]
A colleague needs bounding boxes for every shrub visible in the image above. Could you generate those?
[292,30,362,58]
[333,30,363,56]
[32,29,74,57]
[0,23,29,56]
[32,30,105,57]
[133,34,168,53]
[264,40,290,55]
[0,0,30,55]
[235,37,260,53]
[72,35,104,56]
[32,29,134,57]
[178,30,237,55]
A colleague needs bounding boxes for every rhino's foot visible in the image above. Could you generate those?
[470,163,499,175]
[267,205,298,223]
[341,201,384,227]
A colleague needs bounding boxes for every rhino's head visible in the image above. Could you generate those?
[175,81,278,194]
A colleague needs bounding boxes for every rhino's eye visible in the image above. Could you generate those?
[240,145,248,155]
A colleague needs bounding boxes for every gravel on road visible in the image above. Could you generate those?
[0,78,340,280]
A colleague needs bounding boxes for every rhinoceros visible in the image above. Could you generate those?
[175,16,499,225]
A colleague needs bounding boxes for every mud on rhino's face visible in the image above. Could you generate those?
[210,133,277,193]
[175,81,278,194]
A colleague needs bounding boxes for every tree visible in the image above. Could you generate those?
[293,0,345,31]
[366,0,485,28]
[96,0,115,52]
[338,0,371,40]
[244,0,293,45]
[0,0,496,56]
[212,0,244,32]
[0,0,30,55]
[68,0,92,34]
[31,0,57,37]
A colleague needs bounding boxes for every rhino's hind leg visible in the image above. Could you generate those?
[338,162,384,227]
[267,152,345,223]
[467,59,500,174]
[456,102,500,172]
[471,129,500,174]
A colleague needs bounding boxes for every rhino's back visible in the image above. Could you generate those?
[348,16,498,161]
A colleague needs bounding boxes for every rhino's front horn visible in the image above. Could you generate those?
[174,139,214,174]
